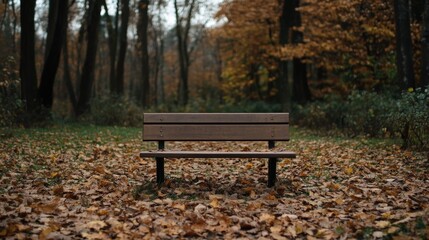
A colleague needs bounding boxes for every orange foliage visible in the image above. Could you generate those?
[215,0,424,93]
[214,0,279,103]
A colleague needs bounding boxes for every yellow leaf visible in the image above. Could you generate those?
[259,213,275,223]
[210,199,220,208]
[270,225,282,233]
[345,167,354,175]
[86,220,107,231]
[50,172,59,178]
[387,226,400,234]
[375,221,390,229]
[173,203,186,211]
[335,198,344,205]
[245,163,253,169]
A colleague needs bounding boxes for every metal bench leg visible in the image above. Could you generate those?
[156,141,165,184]
[156,157,164,184]
[268,158,277,187]
[268,140,276,187]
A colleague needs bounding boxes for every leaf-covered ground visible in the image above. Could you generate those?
[0,125,428,239]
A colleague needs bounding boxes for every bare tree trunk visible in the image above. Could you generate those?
[158,36,165,105]
[174,0,196,106]
[63,28,77,114]
[103,0,119,94]
[421,0,429,87]
[38,0,68,109]
[138,0,150,107]
[19,0,38,115]
[292,0,311,104]
[76,0,102,116]
[394,0,416,90]
[278,0,293,111]
[115,0,129,95]
[11,0,17,53]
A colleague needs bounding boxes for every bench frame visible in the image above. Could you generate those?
[139,113,296,187]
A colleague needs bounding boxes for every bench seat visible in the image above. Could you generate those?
[140,151,296,158]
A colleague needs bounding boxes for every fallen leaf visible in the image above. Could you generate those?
[375,221,390,229]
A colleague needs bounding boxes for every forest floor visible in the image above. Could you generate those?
[0,124,428,239]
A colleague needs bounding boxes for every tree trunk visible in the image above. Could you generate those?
[38,0,68,109]
[152,12,165,106]
[292,59,311,103]
[174,0,196,106]
[421,0,429,87]
[394,0,416,90]
[115,0,129,95]
[11,0,17,53]
[63,26,77,114]
[292,0,311,104]
[43,0,57,62]
[278,0,293,111]
[76,0,102,116]
[138,0,150,107]
[158,37,165,105]
[102,0,119,94]
[19,0,38,114]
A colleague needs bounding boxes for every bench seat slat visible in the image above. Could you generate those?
[144,113,289,123]
[140,151,296,158]
[143,124,289,141]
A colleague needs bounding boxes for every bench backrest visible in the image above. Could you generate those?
[143,113,289,141]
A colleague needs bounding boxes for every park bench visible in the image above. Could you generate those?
[139,113,296,187]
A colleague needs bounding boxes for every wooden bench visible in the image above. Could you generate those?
[139,113,296,187]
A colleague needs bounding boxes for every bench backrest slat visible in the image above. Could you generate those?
[143,113,290,141]
[144,113,289,124]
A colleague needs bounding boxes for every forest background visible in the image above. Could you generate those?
[0,0,428,149]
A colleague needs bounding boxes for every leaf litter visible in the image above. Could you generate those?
[0,126,428,239]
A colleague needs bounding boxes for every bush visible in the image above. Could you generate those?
[0,57,23,128]
[84,95,144,127]
[343,91,395,136]
[387,88,429,149]
[294,88,429,149]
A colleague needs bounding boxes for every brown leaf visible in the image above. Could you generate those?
[85,220,107,231]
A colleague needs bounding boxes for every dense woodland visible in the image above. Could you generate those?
[0,0,428,147]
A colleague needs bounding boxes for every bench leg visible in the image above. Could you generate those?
[156,157,164,184]
[268,140,276,187]
[268,158,277,187]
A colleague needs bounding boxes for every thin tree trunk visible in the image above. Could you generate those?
[115,0,129,95]
[152,19,160,105]
[292,0,311,103]
[394,0,416,90]
[158,36,165,105]
[278,0,293,111]
[11,0,17,53]
[421,0,429,87]
[19,0,38,115]
[138,0,150,107]
[174,0,196,106]
[44,0,57,62]
[38,0,68,109]
[63,29,78,114]
[76,0,102,116]
[103,0,119,94]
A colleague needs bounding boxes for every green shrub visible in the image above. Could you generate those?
[293,88,429,149]
[84,95,144,127]
[343,91,395,137]
[387,88,429,149]
[292,95,347,129]
[0,57,23,128]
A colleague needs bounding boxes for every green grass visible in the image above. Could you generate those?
[2,123,141,152]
